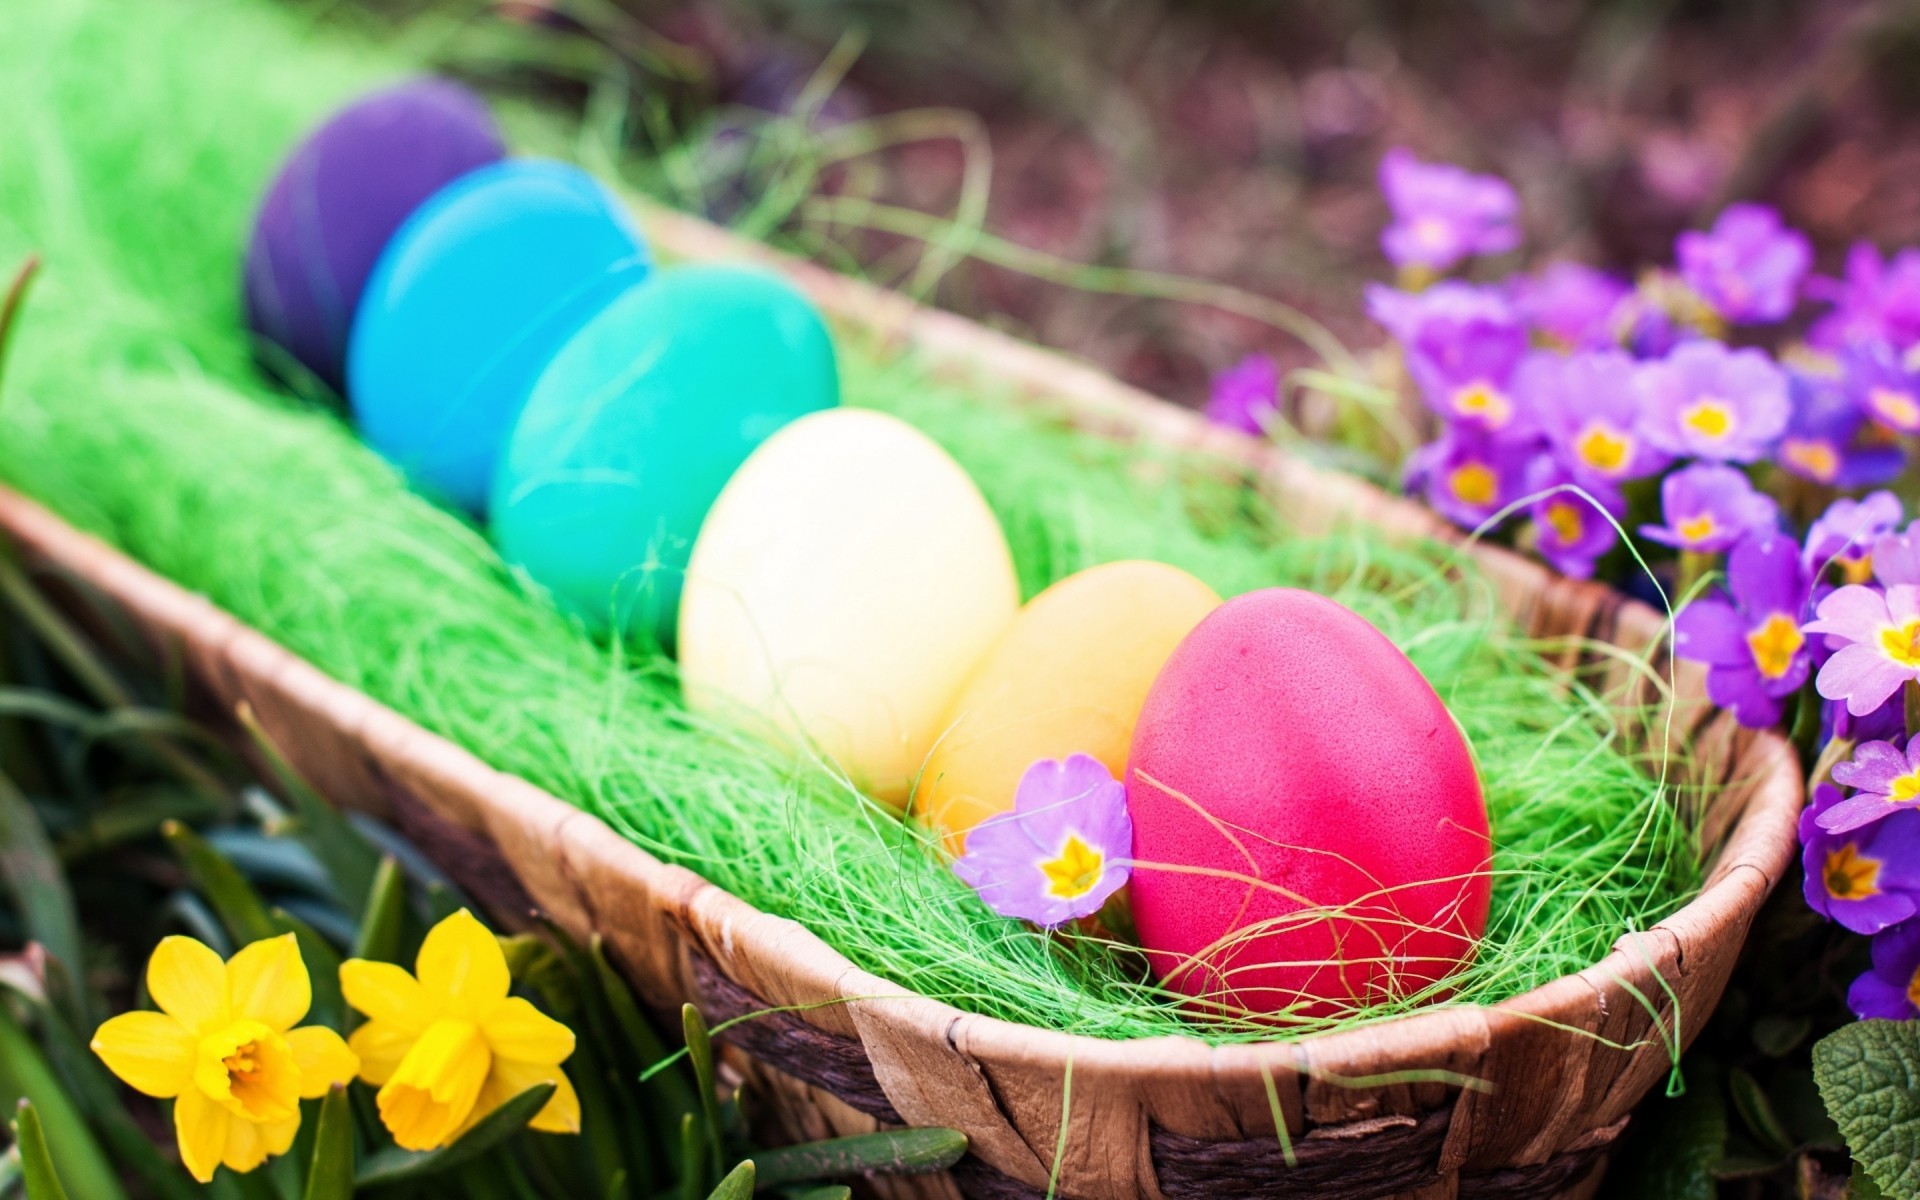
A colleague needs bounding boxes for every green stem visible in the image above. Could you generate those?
[1906,678,1920,740]
[1676,550,1715,601]
[1789,687,1823,768]
[0,254,40,402]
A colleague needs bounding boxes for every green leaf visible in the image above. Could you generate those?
[678,1112,703,1200]
[683,1004,726,1187]
[1728,1067,1796,1158]
[752,1129,969,1187]
[1812,1020,1920,1200]
[236,703,378,916]
[778,1188,852,1200]
[0,1005,126,1200]
[301,1086,354,1200]
[354,1082,556,1188]
[704,1160,753,1200]
[353,855,407,960]
[1599,1057,1724,1200]
[0,768,88,1028]
[11,1100,69,1200]
[270,908,344,1030]
[163,820,277,943]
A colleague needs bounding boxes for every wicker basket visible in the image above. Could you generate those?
[0,205,1802,1200]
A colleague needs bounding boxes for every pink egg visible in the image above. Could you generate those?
[1126,588,1491,1020]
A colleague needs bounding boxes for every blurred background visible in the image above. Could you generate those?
[406,0,1920,409]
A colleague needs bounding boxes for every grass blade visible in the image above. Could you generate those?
[683,1004,726,1186]
[352,855,407,964]
[705,1160,753,1200]
[751,1129,969,1187]
[0,767,89,1028]
[11,1100,70,1200]
[236,702,377,916]
[354,1082,556,1187]
[162,819,277,943]
[0,1007,123,1200]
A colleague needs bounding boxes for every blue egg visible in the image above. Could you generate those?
[491,264,839,645]
[348,159,650,513]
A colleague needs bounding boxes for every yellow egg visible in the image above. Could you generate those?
[678,408,1020,805]
[915,560,1220,851]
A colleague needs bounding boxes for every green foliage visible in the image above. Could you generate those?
[753,1128,970,1187]
[355,1084,558,1188]
[11,1101,71,1200]
[302,1087,354,1200]
[0,1009,123,1200]
[1813,1020,1920,1199]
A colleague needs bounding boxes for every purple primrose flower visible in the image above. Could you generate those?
[1809,242,1920,353]
[1638,463,1779,554]
[1526,349,1670,486]
[1368,282,1534,432]
[1778,369,1905,488]
[1823,740,1920,834]
[1806,584,1920,717]
[1205,353,1281,435]
[1675,203,1811,324]
[1406,427,1536,531]
[1672,533,1810,727]
[1876,524,1920,587]
[1843,342,1920,436]
[1803,782,1920,934]
[1377,147,1521,273]
[1523,457,1620,580]
[952,754,1133,928]
[1514,262,1630,350]
[1805,492,1904,586]
[1637,340,1791,462]
[1848,919,1920,1021]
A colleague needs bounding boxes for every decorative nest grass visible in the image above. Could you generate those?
[0,0,1698,1044]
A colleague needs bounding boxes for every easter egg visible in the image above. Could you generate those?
[243,78,505,393]
[492,264,839,645]
[916,560,1219,852]
[348,159,650,513]
[1126,589,1491,1019]
[678,408,1019,805]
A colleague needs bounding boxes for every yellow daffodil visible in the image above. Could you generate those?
[341,908,579,1151]
[91,933,359,1182]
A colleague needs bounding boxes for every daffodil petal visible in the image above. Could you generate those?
[148,936,228,1036]
[377,1019,491,1151]
[227,933,311,1032]
[347,1018,417,1087]
[90,1011,194,1098]
[339,960,433,1033]
[461,1058,581,1139]
[286,1025,360,1098]
[479,996,575,1067]
[415,910,510,1018]
[173,1085,228,1184]
[220,1108,299,1174]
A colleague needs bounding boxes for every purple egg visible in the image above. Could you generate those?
[242,78,505,393]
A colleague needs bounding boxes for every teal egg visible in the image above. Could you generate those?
[491,263,839,645]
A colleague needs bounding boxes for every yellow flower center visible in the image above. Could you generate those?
[1544,500,1584,545]
[1679,398,1736,441]
[1040,835,1106,901]
[1890,772,1920,805]
[1869,386,1920,430]
[1781,438,1840,484]
[1824,843,1881,900]
[1676,514,1717,545]
[1575,424,1632,475]
[1746,613,1804,680]
[1908,965,1920,1013]
[1450,381,1513,427]
[1880,618,1920,668]
[1448,462,1497,507]
[378,1018,493,1152]
[1842,557,1877,585]
[194,1019,299,1124]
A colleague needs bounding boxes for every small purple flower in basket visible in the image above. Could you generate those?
[1822,740,1920,834]
[1527,349,1670,486]
[1675,203,1811,324]
[1805,492,1905,586]
[1671,533,1810,727]
[1637,341,1790,462]
[1843,341,1920,436]
[1406,427,1535,531]
[1377,147,1521,274]
[1806,584,1920,716]
[1778,369,1904,488]
[952,754,1132,928]
[1368,283,1532,432]
[1809,242,1920,353]
[1523,458,1620,580]
[1803,783,1920,934]
[1514,262,1630,350]
[1848,919,1920,1021]
[1205,354,1281,435]
[1639,463,1778,554]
